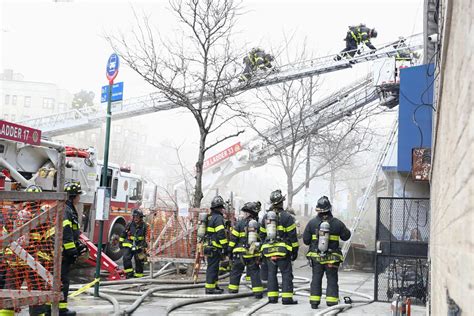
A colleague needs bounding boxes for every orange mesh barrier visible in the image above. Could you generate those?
[147,207,236,264]
[148,208,202,263]
[0,192,65,312]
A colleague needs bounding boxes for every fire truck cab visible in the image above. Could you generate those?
[0,138,146,261]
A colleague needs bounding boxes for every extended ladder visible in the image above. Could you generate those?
[19,34,422,137]
[341,117,398,259]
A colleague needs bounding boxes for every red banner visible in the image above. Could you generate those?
[203,142,242,170]
[0,120,42,146]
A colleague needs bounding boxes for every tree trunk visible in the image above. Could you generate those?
[329,169,336,202]
[304,138,311,217]
[287,176,294,209]
[193,132,207,208]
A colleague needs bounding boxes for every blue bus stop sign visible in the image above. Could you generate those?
[101,82,124,103]
[106,53,120,83]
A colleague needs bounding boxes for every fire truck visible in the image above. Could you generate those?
[0,134,149,263]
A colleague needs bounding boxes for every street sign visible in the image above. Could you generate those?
[106,53,120,82]
[101,82,124,103]
[0,120,41,146]
[203,142,242,170]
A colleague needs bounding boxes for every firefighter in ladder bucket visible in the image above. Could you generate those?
[303,196,351,309]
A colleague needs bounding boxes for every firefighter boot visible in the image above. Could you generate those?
[255,293,263,299]
[205,288,224,294]
[268,297,278,304]
[311,303,320,309]
[282,298,298,305]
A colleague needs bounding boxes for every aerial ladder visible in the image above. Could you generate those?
[200,74,379,196]
[18,34,422,137]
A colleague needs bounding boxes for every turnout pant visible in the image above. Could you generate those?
[205,249,221,290]
[267,256,294,303]
[122,248,145,278]
[228,257,263,296]
[60,255,76,310]
[239,59,253,81]
[260,257,268,281]
[339,40,359,58]
[310,261,339,306]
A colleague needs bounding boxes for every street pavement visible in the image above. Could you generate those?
[16,257,426,315]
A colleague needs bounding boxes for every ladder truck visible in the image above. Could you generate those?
[0,135,150,279]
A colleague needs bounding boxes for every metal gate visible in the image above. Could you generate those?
[374,197,430,304]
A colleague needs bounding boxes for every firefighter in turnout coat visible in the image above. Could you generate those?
[303,196,351,309]
[204,196,229,294]
[120,209,149,278]
[228,202,264,298]
[259,190,299,305]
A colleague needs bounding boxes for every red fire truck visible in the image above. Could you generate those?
[0,121,154,266]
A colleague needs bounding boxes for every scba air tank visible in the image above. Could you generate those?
[318,221,330,253]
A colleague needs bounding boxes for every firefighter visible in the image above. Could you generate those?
[120,209,148,278]
[335,24,377,61]
[204,195,229,294]
[56,181,84,316]
[239,48,275,82]
[260,190,299,305]
[303,196,351,309]
[228,202,264,299]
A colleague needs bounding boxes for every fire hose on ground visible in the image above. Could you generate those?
[70,265,372,316]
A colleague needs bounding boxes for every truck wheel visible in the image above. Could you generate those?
[106,222,125,261]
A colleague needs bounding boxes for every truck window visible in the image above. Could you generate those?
[100,168,113,188]
[112,178,118,198]
[128,179,142,201]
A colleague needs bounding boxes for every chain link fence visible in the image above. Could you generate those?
[375,197,429,305]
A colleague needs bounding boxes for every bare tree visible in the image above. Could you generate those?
[107,0,245,207]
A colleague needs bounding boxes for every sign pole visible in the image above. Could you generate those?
[94,79,112,297]
[95,53,119,297]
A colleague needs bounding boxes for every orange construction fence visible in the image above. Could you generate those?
[147,208,202,263]
[0,191,66,313]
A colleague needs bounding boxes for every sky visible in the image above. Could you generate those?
[0,0,424,208]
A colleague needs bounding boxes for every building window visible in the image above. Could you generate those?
[43,98,55,110]
[24,96,31,108]
[11,114,16,122]
[12,95,17,106]
[4,95,10,105]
